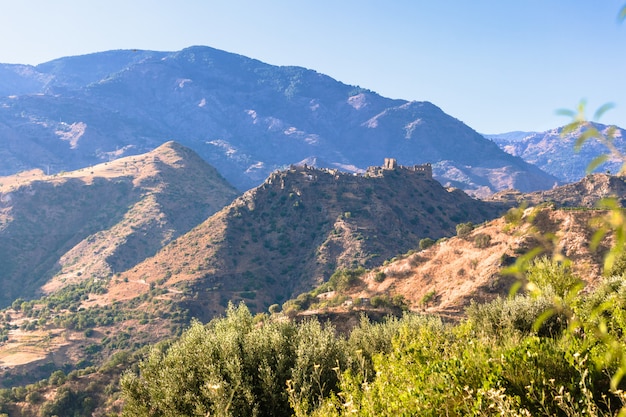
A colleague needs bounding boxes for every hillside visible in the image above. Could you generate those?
[297,207,610,321]
[0,167,619,415]
[103,161,508,320]
[0,158,508,402]
[490,122,626,183]
[0,201,616,416]
[0,46,557,195]
[0,141,238,307]
[490,173,626,208]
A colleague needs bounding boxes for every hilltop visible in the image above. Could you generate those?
[490,173,626,208]
[0,141,238,307]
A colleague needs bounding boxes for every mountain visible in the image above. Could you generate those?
[0,46,557,195]
[489,123,626,183]
[533,173,626,207]
[0,141,238,308]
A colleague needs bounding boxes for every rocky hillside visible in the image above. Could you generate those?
[105,161,508,320]
[489,122,626,183]
[0,46,557,195]
[289,206,612,330]
[0,156,509,398]
[0,141,238,308]
[490,173,626,208]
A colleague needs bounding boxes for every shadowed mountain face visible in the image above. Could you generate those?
[0,46,557,195]
[0,141,238,308]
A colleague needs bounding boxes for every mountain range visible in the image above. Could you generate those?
[487,122,626,183]
[2,45,626,416]
[0,46,558,196]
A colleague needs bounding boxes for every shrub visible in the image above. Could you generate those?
[419,237,435,250]
[374,271,386,283]
[605,251,626,277]
[25,391,43,404]
[525,256,583,299]
[328,268,365,292]
[456,222,474,238]
[269,304,281,314]
[420,290,436,306]
[466,291,568,338]
[473,233,491,248]
[121,303,347,417]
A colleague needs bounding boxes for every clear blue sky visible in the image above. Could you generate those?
[1,1,625,133]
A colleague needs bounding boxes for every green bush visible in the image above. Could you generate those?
[419,237,435,250]
[328,268,365,292]
[473,232,491,248]
[121,303,347,417]
[525,256,583,299]
[456,222,474,239]
[374,271,386,283]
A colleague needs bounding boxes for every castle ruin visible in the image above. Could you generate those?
[367,158,432,178]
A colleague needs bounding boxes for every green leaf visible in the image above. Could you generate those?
[574,127,600,152]
[606,125,617,142]
[532,308,556,333]
[586,154,609,174]
[555,108,576,118]
[593,102,615,121]
[562,121,582,138]
[508,281,523,299]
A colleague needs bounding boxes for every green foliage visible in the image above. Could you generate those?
[373,271,386,283]
[420,290,436,306]
[466,291,568,338]
[473,232,491,248]
[328,268,365,292]
[39,386,95,417]
[456,222,474,239]
[119,277,626,416]
[525,256,583,299]
[606,249,626,277]
[268,303,281,314]
[419,237,435,250]
[121,303,347,417]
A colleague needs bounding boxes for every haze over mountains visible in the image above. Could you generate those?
[0,46,559,196]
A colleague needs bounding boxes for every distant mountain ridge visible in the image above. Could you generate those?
[0,46,557,195]
[489,123,626,183]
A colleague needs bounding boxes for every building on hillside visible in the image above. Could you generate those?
[366,158,432,179]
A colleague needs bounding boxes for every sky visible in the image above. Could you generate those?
[1,1,625,134]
